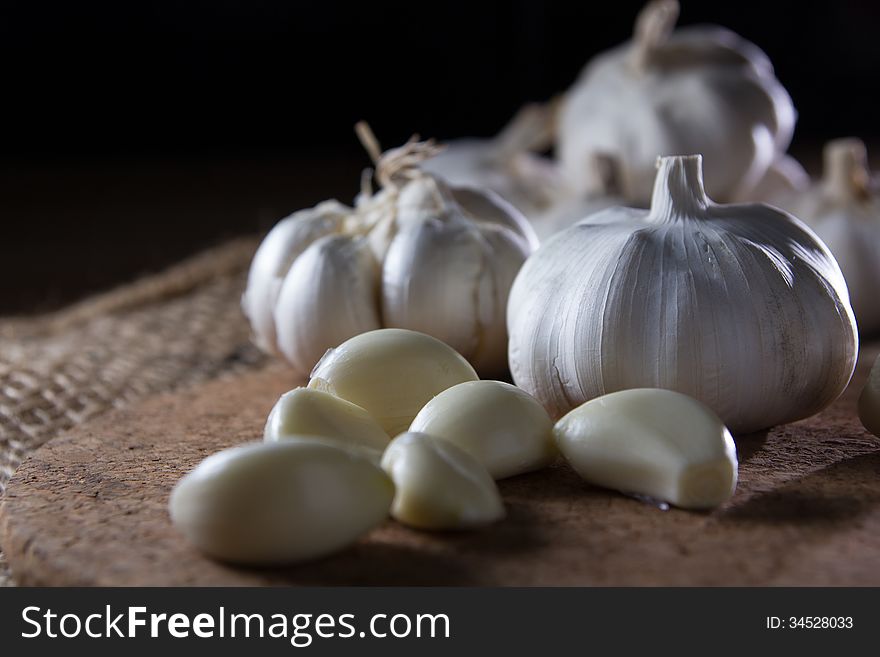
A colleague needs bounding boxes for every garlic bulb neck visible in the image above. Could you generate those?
[822,138,871,203]
[630,0,680,71]
[354,120,445,190]
[648,155,710,222]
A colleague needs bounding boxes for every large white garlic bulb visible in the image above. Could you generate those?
[508,155,858,435]
[242,126,537,378]
[780,139,880,334]
[557,0,795,204]
[419,103,563,217]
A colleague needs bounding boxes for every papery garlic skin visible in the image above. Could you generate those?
[778,139,880,334]
[554,388,737,509]
[557,0,795,204]
[169,440,393,564]
[264,387,390,452]
[274,234,382,375]
[308,328,479,437]
[381,432,504,530]
[508,155,858,435]
[858,355,880,438]
[242,130,537,378]
[420,103,563,217]
[409,380,555,479]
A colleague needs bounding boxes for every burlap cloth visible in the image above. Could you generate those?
[0,238,266,586]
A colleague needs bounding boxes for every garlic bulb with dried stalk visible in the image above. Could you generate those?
[778,139,880,334]
[557,0,795,204]
[419,102,564,217]
[241,124,538,378]
[508,155,858,435]
[533,153,632,241]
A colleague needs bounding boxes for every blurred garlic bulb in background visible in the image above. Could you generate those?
[532,153,633,241]
[419,102,564,217]
[781,138,880,334]
[557,0,795,204]
[734,154,809,205]
[508,155,857,434]
[242,124,537,378]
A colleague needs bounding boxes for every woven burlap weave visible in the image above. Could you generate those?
[0,238,268,586]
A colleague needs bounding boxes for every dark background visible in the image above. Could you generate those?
[2,0,878,313]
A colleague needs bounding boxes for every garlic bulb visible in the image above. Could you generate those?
[533,153,631,241]
[381,432,505,530]
[858,355,880,438]
[508,155,858,435]
[735,154,809,205]
[241,125,537,377]
[419,102,563,217]
[557,0,795,204]
[169,440,393,564]
[309,328,479,437]
[554,388,738,509]
[409,380,556,479]
[264,387,389,452]
[778,139,880,334]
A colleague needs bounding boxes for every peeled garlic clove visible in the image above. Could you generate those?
[169,440,393,564]
[273,234,381,376]
[381,432,505,530]
[554,388,738,509]
[241,201,348,354]
[557,0,795,203]
[264,387,390,452]
[779,139,880,334]
[308,328,478,436]
[858,355,880,438]
[508,154,858,434]
[409,380,555,479]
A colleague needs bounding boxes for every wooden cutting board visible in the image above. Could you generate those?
[2,349,880,586]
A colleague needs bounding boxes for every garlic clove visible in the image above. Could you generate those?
[273,234,382,378]
[409,380,556,479]
[858,355,880,438]
[381,205,485,360]
[264,387,390,452]
[381,432,505,530]
[169,439,394,564]
[554,388,738,509]
[308,328,479,437]
[381,176,533,376]
[241,201,348,354]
